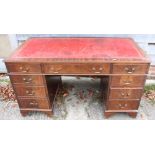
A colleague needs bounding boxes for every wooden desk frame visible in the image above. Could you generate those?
[5,38,150,118]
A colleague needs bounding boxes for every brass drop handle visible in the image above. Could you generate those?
[123,80,132,85]
[92,67,103,74]
[22,77,32,83]
[121,93,125,96]
[50,66,62,73]
[121,92,130,97]
[26,90,35,96]
[126,93,131,96]
[94,71,101,74]
[52,72,57,74]
[124,67,135,74]
[29,101,38,106]
[99,67,103,71]
[118,103,128,109]
[19,66,29,72]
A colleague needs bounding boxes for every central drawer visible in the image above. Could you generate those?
[18,98,51,109]
[42,63,110,74]
[14,85,47,97]
[109,88,143,99]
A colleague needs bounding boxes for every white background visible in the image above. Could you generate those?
[0,0,155,155]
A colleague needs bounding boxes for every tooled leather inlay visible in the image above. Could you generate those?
[11,38,145,59]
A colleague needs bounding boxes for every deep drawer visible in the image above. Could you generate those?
[110,75,146,87]
[6,63,41,73]
[10,75,45,85]
[112,63,149,74]
[109,88,143,99]
[14,85,47,97]
[107,100,139,110]
[18,98,51,109]
[42,63,110,74]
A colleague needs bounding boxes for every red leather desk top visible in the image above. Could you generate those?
[10,38,146,60]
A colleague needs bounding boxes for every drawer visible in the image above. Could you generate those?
[14,85,47,97]
[112,63,149,74]
[10,75,44,85]
[18,98,51,109]
[109,88,143,99]
[42,63,110,74]
[110,75,145,87]
[107,100,139,110]
[6,63,41,73]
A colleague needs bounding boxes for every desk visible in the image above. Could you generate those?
[5,38,150,118]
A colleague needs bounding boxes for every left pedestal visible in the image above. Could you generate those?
[5,62,61,117]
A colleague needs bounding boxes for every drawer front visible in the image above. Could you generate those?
[109,88,143,99]
[10,75,44,85]
[14,86,47,97]
[18,98,51,109]
[6,63,41,73]
[42,63,110,74]
[112,64,149,74]
[107,100,139,110]
[110,75,145,87]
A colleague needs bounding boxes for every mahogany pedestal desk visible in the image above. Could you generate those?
[5,38,150,118]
